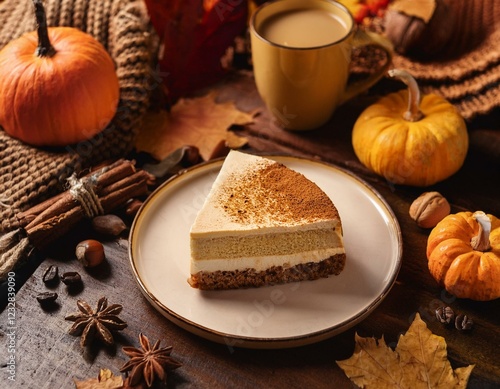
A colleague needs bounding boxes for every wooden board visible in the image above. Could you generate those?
[1,72,499,388]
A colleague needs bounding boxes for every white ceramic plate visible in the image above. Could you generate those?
[129,155,402,349]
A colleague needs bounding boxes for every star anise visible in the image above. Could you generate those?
[120,333,182,387]
[65,296,127,347]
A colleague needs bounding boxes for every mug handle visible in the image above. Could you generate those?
[340,29,393,104]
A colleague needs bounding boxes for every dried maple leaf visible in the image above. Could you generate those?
[135,92,256,161]
[74,368,123,389]
[144,0,247,99]
[336,313,474,389]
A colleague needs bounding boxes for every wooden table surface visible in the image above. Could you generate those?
[1,72,499,389]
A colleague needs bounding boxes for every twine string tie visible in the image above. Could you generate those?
[67,170,106,218]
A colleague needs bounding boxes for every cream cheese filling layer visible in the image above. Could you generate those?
[191,228,343,260]
[190,247,345,274]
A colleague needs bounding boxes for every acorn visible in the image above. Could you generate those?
[383,0,455,59]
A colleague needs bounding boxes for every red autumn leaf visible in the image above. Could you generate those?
[144,0,248,101]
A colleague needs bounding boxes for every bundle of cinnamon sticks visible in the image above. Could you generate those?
[16,159,152,249]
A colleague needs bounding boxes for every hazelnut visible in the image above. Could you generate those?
[409,191,450,228]
[76,239,105,267]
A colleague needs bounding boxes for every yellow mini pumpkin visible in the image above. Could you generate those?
[352,69,468,187]
[427,211,500,301]
[0,0,119,147]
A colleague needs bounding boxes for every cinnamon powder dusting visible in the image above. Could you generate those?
[220,161,338,225]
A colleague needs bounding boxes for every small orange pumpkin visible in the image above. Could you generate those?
[352,69,468,187]
[427,211,500,301]
[0,0,119,147]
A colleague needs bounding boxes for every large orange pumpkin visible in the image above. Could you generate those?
[427,211,500,301]
[0,0,119,147]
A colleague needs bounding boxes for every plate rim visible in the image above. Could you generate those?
[128,153,403,349]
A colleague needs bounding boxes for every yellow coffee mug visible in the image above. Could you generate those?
[250,0,393,130]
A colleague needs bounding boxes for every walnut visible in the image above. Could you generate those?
[409,191,450,228]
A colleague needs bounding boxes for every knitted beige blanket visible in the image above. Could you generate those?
[0,0,153,234]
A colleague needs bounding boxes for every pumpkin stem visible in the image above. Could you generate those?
[33,0,56,58]
[388,69,423,122]
[471,211,491,251]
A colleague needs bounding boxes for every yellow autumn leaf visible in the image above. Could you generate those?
[135,92,256,161]
[336,313,474,389]
[74,368,123,389]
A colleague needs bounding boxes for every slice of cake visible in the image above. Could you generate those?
[189,150,346,290]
